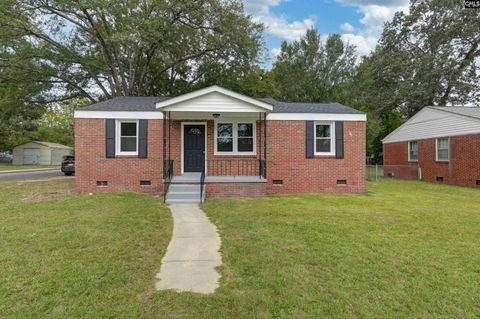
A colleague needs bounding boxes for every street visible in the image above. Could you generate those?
[0,169,66,182]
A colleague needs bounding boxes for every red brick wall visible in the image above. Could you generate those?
[382,142,419,180]
[383,134,480,188]
[265,121,366,194]
[206,182,267,198]
[75,118,367,195]
[75,118,164,193]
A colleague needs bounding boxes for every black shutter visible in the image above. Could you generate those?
[335,121,344,159]
[306,121,314,158]
[138,119,148,158]
[105,119,115,158]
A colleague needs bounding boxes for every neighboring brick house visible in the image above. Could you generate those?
[74,86,366,202]
[383,106,480,188]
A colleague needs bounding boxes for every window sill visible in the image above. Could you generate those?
[314,154,336,158]
[435,160,449,163]
[113,155,139,158]
[408,160,418,163]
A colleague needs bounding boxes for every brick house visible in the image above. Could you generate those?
[383,106,480,188]
[74,86,366,202]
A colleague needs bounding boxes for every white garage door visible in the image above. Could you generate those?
[23,148,40,164]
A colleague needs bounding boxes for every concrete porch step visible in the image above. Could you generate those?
[169,184,201,194]
[171,173,202,184]
[166,183,205,204]
[165,198,203,204]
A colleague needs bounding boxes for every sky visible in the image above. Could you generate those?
[242,0,410,65]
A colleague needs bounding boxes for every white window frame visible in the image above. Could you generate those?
[314,121,335,156]
[436,137,450,162]
[116,119,139,156]
[408,140,418,162]
[214,120,256,156]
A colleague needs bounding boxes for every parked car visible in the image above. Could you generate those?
[61,155,75,176]
[0,151,13,163]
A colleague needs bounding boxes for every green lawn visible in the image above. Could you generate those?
[0,163,56,171]
[1,179,480,318]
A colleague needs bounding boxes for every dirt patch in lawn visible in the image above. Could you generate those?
[21,189,75,202]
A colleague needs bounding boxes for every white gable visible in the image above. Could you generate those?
[156,85,272,113]
[383,107,480,144]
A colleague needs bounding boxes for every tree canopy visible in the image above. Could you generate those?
[271,30,357,102]
[0,0,264,101]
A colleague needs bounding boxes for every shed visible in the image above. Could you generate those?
[12,141,73,165]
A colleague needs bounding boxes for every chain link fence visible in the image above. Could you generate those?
[366,164,420,181]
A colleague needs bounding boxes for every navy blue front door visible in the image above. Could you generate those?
[184,125,205,172]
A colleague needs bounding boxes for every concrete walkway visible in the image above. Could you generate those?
[155,204,222,294]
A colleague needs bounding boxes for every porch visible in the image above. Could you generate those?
[156,87,272,203]
[163,122,267,203]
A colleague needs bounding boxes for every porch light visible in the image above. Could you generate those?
[212,113,220,118]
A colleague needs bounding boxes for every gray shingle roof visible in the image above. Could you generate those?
[80,96,169,111]
[79,96,363,114]
[429,106,480,121]
[257,98,363,114]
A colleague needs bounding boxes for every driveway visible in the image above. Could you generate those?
[0,169,66,182]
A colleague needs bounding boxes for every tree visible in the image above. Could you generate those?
[373,0,480,118]
[36,99,89,147]
[271,29,357,102]
[0,34,51,151]
[0,0,264,102]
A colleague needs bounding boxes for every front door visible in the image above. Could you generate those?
[183,124,205,172]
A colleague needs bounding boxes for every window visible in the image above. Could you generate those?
[238,123,254,152]
[408,141,418,161]
[436,137,449,161]
[215,121,255,155]
[314,122,335,155]
[116,120,138,155]
[217,123,233,152]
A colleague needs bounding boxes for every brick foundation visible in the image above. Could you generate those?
[206,182,267,198]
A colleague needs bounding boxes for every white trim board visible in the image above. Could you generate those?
[181,122,208,175]
[74,110,367,121]
[267,113,366,121]
[74,111,164,119]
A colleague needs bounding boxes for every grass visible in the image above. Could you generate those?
[0,163,56,171]
[1,179,480,318]
[0,179,172,318]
